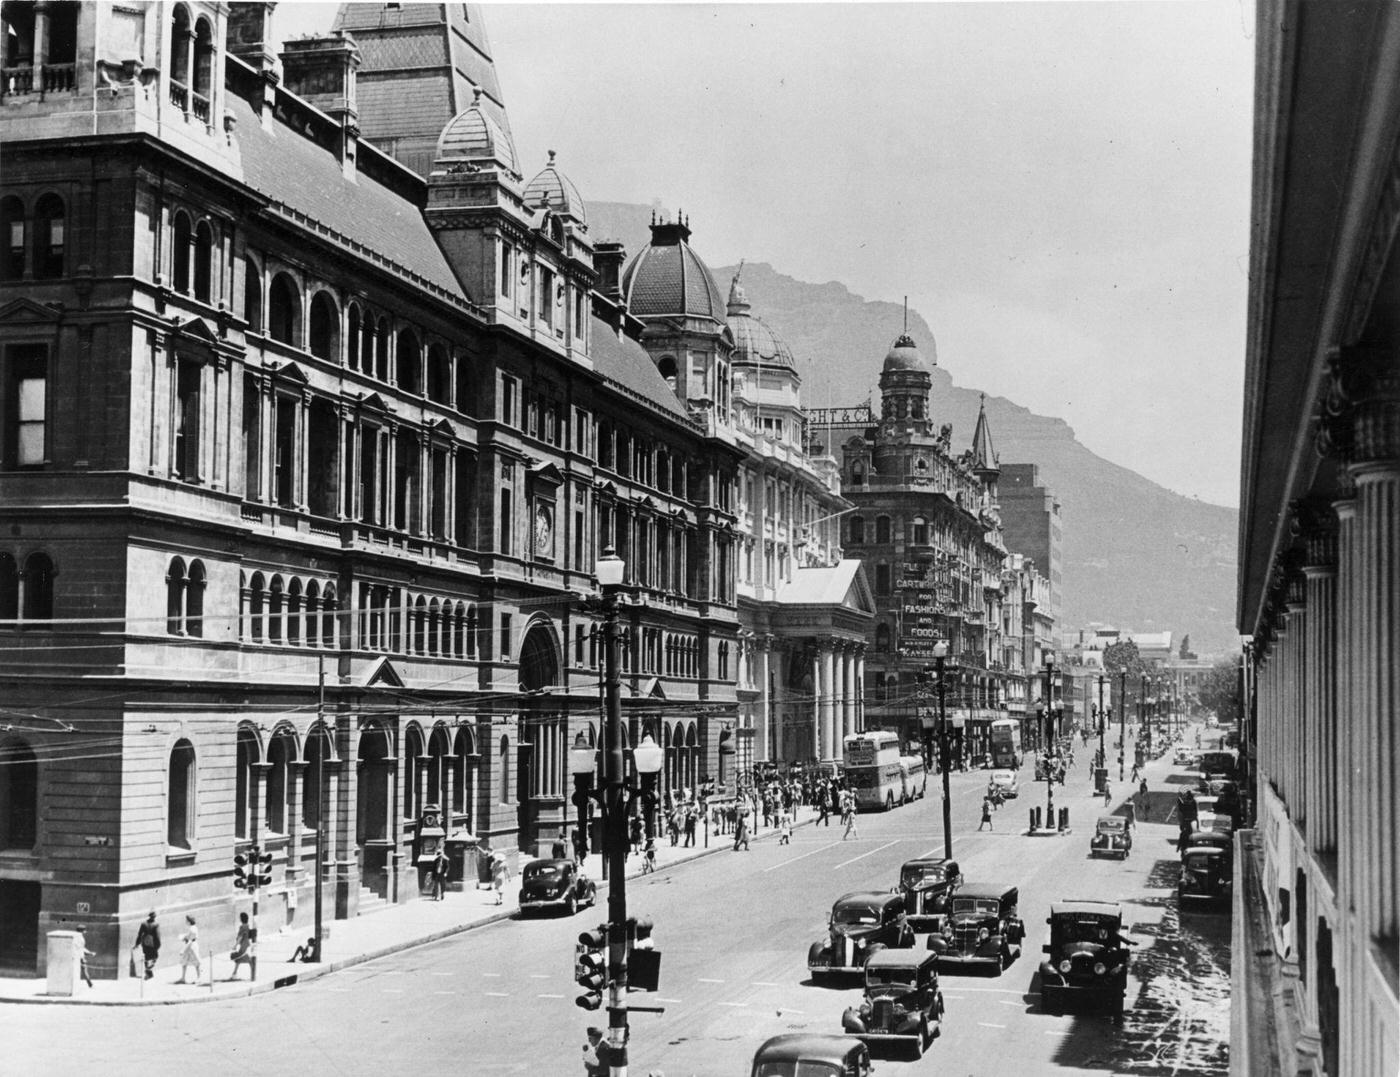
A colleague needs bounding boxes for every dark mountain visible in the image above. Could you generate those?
[588,202,1239,654]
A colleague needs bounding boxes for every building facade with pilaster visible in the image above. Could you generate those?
[1236,2,1399,1074]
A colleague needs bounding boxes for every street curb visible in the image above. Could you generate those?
[4,805,824,1006]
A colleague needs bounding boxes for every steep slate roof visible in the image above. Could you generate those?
[971,394,999,472]
[229,92,467,302]
[589,316,690,421]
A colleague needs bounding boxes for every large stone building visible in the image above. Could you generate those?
[809,332,1030,763]
[618,229,872,770]
[0,1,742,975]
[1237,2,1399,1074]
[997,462,1062,626]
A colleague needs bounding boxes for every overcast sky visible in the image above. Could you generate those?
[278,2,1255,507]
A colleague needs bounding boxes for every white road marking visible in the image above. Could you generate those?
[529,973,550,979]
[657,997,684,1004]
[978,1022,1006,1029]
[942,995,966,1001]
[835,839,900,869]
[945,986,1026,995]
[997,1000,1021,1007]
[431,971,454,977]
[538,993,564,999]
[762,841,844,873]
[484,991,510,997]
[434,990,455,995]
[719,1001,748,1007]
[1044,1029,1072,1036]
[698,977,724,983]
[328,987,350,993]
[751,981,781,987]
[482,972,502,978]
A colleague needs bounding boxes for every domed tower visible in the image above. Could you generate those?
[427,101,592,362]
[621,214,734,423]
[727,264,803,441]
[878,326,935,430]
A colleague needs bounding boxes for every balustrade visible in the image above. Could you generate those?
[170,79,187,111]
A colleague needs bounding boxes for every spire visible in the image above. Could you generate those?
[727,258,750,316]
[971,393,1000,478]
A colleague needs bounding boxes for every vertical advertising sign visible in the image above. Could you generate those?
[897,560,949,658]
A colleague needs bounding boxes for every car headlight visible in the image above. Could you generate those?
[1093,962,1107,976]
[978,927,990,941]
[1058,959,1072,974]
[856,938,867,949]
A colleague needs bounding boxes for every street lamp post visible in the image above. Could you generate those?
[933,641,953,860]
[1043,652,1056,830]
[1118,667,1128,782]
[1095,673,1107,794]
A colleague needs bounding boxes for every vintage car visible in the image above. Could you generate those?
[988,769,1019,799]
[751,1034,873,1077]
[1173,746,1195,766]
[926,883,1024,973]
[841,949,944,1058]
[1179,845,1232,902]
[1039,900,1133,1019]
[516,858,596,916]
[808,890,914,979]
[898,857,961,931]
[1090,815,1132,860]
[1192,795,1234,834]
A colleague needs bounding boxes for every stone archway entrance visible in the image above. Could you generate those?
[517,622,561,853]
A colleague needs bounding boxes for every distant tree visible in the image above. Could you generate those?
[1179,634,1195,660]
[1102,639,1144,680]
[1198,657,1243,724]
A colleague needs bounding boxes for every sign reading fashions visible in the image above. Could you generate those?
[898,561,951,657]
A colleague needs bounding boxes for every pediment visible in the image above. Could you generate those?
[356,392,390,415]
[528,461,563,487]
[171,316,219,344]
[0,297,61,323]
[634,494,655,511]
[364,655,405,687]
[272,360,309,385]
[594,479,618,498]
[429,417,457,440]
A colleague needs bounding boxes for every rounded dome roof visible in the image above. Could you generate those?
[621,217,726,322]
[523,151,586,225]
[435,89,519,174]
[726,271,795,368]
[882,332,934,373]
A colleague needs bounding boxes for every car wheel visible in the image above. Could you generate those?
[886,792,895,812]
[996,950,1006,974]
[912,1018,927,1059]
[565,894,576,916]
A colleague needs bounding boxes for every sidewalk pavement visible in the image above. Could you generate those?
[0,802,816,1006]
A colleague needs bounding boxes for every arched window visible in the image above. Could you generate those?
[0,737,37,848]
[186,560,205,637]
[267,575,284,643]
[285,578,303,645]
[247,571,265,643]
[234,727,256,840]
[171,211,192,293]
[265,734,289,834]
[346,304,361,370]
[268,272,300,346]
[191,17,215,120]
[498,736,510,804]
[0,553,17,619]
[243,258,262,331]
[912,516,928,545]
[320,584,337,649]
[22,552,53,620]
[167,738,196,849]
[875,515,891,544]
[1,196,25,280]
[875,623,892,652]
[193,219,214,302]
[166,556,187,634]
[304,580,321,648]
[852,460,866,485]
[375,317,389,381]
[396,328,421,394]
[34,193,65,280]
[309,291,338,362]
[426,343,450,404]
[848,516,865,545]
[169,5,190,92]
[657,355,678,393]
[413,595,427,655]
[427,598,441,656]
[403,726,424,819]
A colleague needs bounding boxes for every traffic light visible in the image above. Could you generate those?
[256,848,274,887]
[575,924,608,1010]
[626,917,661,992]
[233,849,252,890]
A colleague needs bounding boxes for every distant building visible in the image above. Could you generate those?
[1238,3,1399,1075]
[998,463,1062,625]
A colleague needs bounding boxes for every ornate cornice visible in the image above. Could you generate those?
[1290,498,1339,571]
[1321,344,1400,468]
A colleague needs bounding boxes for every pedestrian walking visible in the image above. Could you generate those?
[490,851,509,905]
[978,796,994,831]
[642,837,657,873]
[629,813,643,856]
[841,791,859,841]
[177,915,201,984]
[228,911,255,980]
[1131,763,1141,784]
[432,847,450,901]
[1102,780,1112,807]
[816,787,830,828]
[778,813,792,845]
[683,805,697,847]
[573,826,588,866]
[732,811,750,852]
[134,910,161,980]
[75,925,94,988]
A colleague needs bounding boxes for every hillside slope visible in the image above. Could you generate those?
[590,203,1238,653]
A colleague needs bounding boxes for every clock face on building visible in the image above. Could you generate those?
[534,505,553,556]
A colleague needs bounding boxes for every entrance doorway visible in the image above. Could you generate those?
[0,880,40,972]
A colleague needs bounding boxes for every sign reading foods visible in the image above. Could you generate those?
[898,560,950,657]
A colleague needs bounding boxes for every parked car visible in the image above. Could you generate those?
[1180,845,1232,902]
[1173,746,1195,766]
[1039,900,1133,1020]
[926,883,1024,974]
[1192,795,1233,834]
[988,769,1019,799]
[517,858,596,916]
[1090,816,1132,860]
[840,948,945,1059]
[751,1034,873,1077]
[898,857,961,932]
[808,890,914,980]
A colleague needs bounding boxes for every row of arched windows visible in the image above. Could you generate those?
[166,557,206,636]
[169,5,217,123]
[171,210,216,303]
[0,193,65,281]
[664,633,699,678]
[406,593,478,660]
[239,571,338,648]
[244,258,459,407]
[0,551,55,621]
[848,514,931,546]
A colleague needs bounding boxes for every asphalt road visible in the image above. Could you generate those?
[11,737,1230,1077]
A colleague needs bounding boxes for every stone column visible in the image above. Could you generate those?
[855,649,865,733]
[1300,503,1338,858]
[830,644,844,752]
[286,760,306,886]
[819,642,835,761]
[758,638,771,764]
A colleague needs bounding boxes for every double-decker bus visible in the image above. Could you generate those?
[898,754,928,801]
[990,718,1023,769]
[843,731,905,811]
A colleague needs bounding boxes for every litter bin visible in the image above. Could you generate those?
[1058,806,1069,831]
[446,837,477,892]
[1094,766,1108,795]
[46,931,80,996]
